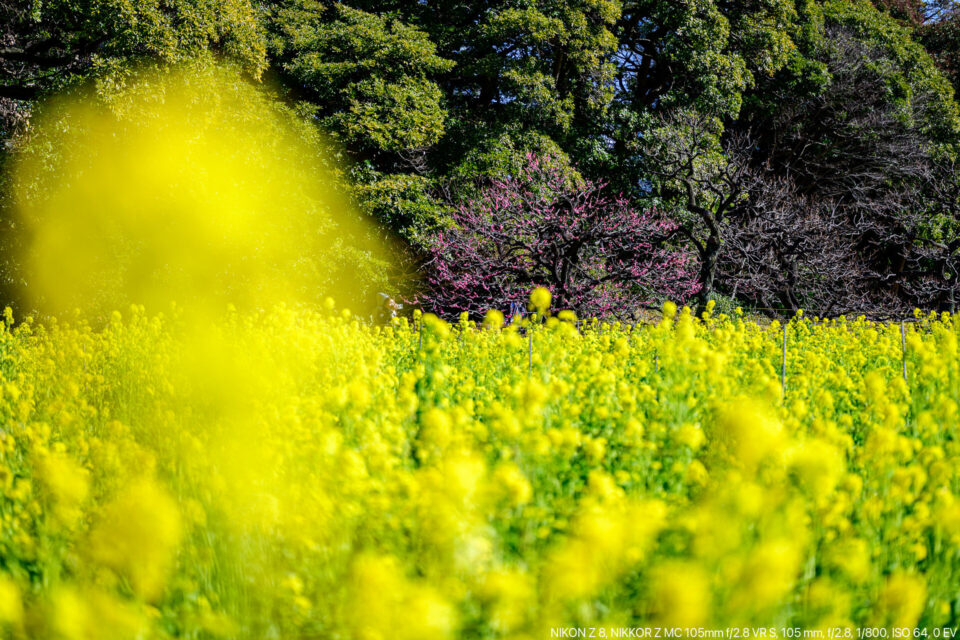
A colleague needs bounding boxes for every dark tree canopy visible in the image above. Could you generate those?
[3,0,960,316]
[0,0,267,137]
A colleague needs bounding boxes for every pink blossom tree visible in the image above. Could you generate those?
[419,156,701,319]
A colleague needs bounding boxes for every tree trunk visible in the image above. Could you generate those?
[697,234,721,310]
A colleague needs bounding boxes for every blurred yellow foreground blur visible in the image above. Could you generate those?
[12,62,387,319]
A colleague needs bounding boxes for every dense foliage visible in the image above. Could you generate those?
[0,302,958,636]
[4,0,960,316]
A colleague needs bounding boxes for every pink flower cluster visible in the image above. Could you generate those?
[419,155,701,319]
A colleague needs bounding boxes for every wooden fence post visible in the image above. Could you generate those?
[901,321,907,383]
[653,350,659,403]
[781,321,788,401]
[528,328,533,375]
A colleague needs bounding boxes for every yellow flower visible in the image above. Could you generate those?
[584,437,607,463]
[422,407,453,449]
[87,479,182,601]
[492,462,533,507]
[730,540,802,611]
[483,309,505,329]
[787,438,845,502]
[676,423,706,450]
[349,554,457,640]
[37,451,89,526]
[824,537,871,583]
[479,569,534,632]
[0,576,23,627]
[649,561,710,628]
[51,587,146,640]
[529,287,551,313]
[711,398,786,472]
[873,572,927,628]
[686,459,709,486]
[662,300,677,320]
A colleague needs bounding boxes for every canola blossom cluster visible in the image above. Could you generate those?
[0,301,958,638]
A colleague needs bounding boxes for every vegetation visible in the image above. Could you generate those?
[4,0,960,317]
[0,300,958,637]
[420,156,700,319]
[3,4,960,637]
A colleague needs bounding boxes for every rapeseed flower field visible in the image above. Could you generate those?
[0,297,957,638]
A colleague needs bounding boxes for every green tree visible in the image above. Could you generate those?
[739,0,960,190]
[265,1,454,244]
[0,0,267,137]
[267,2,452,160]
